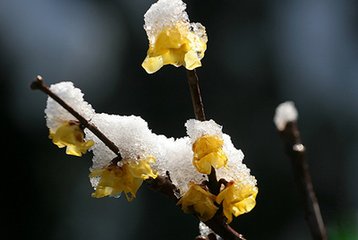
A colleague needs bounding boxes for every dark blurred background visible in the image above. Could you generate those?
[1,0,358,239]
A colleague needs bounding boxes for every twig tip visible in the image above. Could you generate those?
[31,75,45,90]
[36,75,43,81]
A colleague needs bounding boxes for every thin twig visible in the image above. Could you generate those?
[279,121,327,240]
[205,212,246,240]
[31,75,122,159]
[146,173,180,202]
[186,69,206,121]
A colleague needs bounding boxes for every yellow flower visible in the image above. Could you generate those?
[49,121,94,157]
[90,157,157,201]
[192,135,228,174]
[142,22,207,74]
[177,183,218,221]
[216,182,258,223]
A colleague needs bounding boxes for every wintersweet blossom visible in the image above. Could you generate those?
[177,183,218,221]
[192,135,228,174]
[90,156,157,201]
[142,0,207,73]
[216,182,258,223]
[49,121,94,157]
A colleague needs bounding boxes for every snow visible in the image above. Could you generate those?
[273,101,298,131]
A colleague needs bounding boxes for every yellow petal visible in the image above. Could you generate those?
[155,25,186,51]
[177,183,218,221]
[184,50,202,70]
[49,121,94,157]
[223,201,233,224]
[216,182,258,223]
[142,23,207,73]
[90,157,157,201]
[193,135,224,159]
[192,135,228,174]
[193,157,212,174]
[142,55,164,74]
[90,167,123,198]
[162,48,186,67]
[127,156,158,180]
[231,186,258,217]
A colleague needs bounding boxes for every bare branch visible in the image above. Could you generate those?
[278,121,327,240]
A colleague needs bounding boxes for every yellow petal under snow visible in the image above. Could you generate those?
[49,121,94,157]
[192,135,228,174]
[184,50,202,70]
[90,157,157,201]
[177,183,218,221]
[142,56,164,74]
[127,156,157,180]
[142,23,207,73]
[216,182,258,223]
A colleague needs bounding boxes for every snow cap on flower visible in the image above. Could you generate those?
[186,119,227,174]
[85,114,160,200]
[144,0,189,39]
[85,114,155,169]
[185,119,256,180]
[273,101,298,131]
[186,119,223,141]
[45,82,95,131]
[186,119,257,189]
[142,0,208,73]
[45,82,95,156]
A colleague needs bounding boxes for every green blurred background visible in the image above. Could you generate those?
[1,0,358,239]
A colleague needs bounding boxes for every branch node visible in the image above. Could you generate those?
[293,143,305,152]
[30,75,44,90]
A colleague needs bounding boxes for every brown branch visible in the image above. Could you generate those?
[31,75,122,159]
[186,69,206,121]
[278,121,327,240]
[146,172,180,202]
[205,212,247,240]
